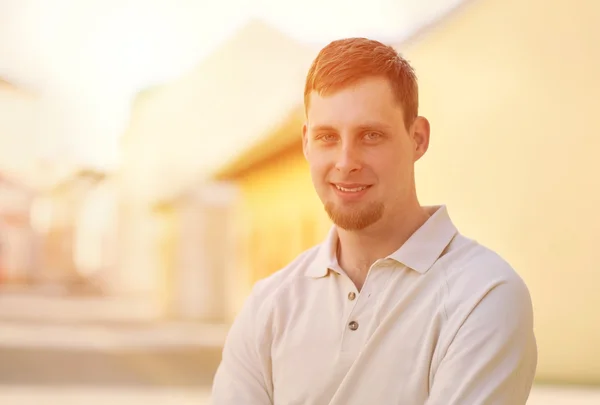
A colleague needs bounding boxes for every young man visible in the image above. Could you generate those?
[211,38,537,405]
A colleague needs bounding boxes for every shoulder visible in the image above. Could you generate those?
[440,234,533,322]
[227,244,324,346]
[243,244,323,320]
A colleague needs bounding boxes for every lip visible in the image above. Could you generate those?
[331,183,372,200]
[333,183,371,188]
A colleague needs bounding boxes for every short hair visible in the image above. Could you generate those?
[304,37,418,127]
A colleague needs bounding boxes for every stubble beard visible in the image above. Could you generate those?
[324,200,384,231]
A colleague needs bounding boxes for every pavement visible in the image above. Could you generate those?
[0,387,211,405]
[528,386,600,405]
[0,287,224,404]
[0,286,169,323]
[0,288,599,404]
[0,287,230,350]
[0,320,229,350]
[0,346,222,386]
[0,373,214,405]
[0,345,218,404]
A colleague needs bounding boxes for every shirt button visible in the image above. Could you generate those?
[348,321,359,331]
[347,292,356,301]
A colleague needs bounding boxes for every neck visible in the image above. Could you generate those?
[336,200,430,290]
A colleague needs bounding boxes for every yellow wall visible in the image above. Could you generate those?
[228,0,599,385]
[153,203,179,317]
[400,0,600,385]
[234,143,329,287]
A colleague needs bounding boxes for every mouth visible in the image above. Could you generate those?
[331,183,373,198]
[334,184,370,192]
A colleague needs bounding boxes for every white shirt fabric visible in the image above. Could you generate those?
[211,205,538,405]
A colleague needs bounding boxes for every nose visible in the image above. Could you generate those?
[335,143,361,174]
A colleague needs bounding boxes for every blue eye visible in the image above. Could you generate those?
[364,132,381,140]
[319,133,337,142]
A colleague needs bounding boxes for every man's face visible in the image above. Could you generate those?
[303,76,428,231]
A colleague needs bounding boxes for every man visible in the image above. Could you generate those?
[211,37,537,405]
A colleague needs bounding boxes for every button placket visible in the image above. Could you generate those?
[340,262,387,353]
[341,289,371,352]
[339,279,361,353]
[346,291,360,332]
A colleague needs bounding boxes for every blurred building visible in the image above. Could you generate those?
[0,173,37,284]
[72,173,119,289]
[0,80,40,187]
[115,19,315,321]
[0,0,596,389]
[161,182,238,322]
[214,108,330,289]
[30,169,107,289]
[207,0,600,387]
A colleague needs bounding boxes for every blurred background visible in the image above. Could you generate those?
[0,0,598,403]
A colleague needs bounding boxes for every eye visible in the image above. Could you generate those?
[363,131,382,141]
[317,133,338,142]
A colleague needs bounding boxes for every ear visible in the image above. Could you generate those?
[411,116,430,162]
[302,123,309,159]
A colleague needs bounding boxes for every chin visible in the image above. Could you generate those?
[324,200,385,231]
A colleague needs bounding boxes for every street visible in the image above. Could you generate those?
[0,344,218,404]
[3,344,600,405]
[0,292,598,404]
[0,290,222,404]
[0,346,221,387]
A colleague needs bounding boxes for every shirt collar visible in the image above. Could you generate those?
[305,205,458,278]
[304,225,343,278]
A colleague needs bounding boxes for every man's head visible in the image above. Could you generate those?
[302,37,430,231]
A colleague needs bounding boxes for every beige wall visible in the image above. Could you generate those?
[172,182,238,322]
[401,0,599,384]
[0,82,38,184]
[73,179,119,282]
[120,21,313,205]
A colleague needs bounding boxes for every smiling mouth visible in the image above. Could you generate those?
[334,184,371,192]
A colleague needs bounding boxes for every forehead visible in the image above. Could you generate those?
[306,77,404,130]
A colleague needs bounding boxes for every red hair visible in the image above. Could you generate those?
[304,38,419,127]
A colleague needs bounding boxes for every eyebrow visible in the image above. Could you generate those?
[310,125,336,133]
[310,122,393,133]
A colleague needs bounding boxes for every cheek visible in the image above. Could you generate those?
[371,154,411,182]
[308,157,331,178]
[308,163,329,188]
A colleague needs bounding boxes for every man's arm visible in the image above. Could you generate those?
[211,284,273,405]
[426,278,538,405]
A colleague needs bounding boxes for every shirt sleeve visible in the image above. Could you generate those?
[211,283,274,405]
[426,278,538,405]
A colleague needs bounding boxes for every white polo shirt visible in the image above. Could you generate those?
[212,205,537,405]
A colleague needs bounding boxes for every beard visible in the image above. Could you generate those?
[324,200,384,231]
